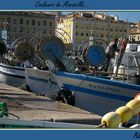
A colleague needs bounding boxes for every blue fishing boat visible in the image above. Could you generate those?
[26,36,140,117]
[53,70,140,116]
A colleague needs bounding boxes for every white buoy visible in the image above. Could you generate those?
[101,112,121,128]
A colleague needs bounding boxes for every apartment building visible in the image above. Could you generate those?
[0,12,55,43]
[57,12,130,52]
[129,22,140,43]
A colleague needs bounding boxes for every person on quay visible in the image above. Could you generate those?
[103,38,119,72]
[113,38,128,78]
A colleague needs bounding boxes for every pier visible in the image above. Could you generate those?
[0,83,101,125]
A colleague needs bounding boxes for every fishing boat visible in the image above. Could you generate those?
[0,37,34,87]
[51,45,140,116]
[25,35,66,97]
[0,63,25,87]
[25,68,59,98]
[52,69,140,116]
[23,35,140,118]
[40,36,140,116]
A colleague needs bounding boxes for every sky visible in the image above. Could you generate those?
[106,11,140,22]
[63,11,140,22]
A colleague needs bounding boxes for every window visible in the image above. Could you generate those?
[43,20,47,26]
[32,19,35,25]
[20,18,23,24]
[86,33,89,36]
[76,32,78,36]
[81,33,84,36]
[101,34,104,38]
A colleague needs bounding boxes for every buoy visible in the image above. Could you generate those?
[134,93,140,101]
[134,93,140,115]
[126,99,140,115]
[116,106,132,123]
[101,112,121,128]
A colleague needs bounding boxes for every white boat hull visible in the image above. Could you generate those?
[54,71,140,116]
[0,63,25,87]
[25,68,59,98]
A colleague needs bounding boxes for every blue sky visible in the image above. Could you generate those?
[106,11,140,22]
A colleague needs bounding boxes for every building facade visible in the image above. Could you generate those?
[129,22,140,43]
[0,12,56,44]
[57,12,130,52]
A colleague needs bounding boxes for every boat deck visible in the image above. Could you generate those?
[0,83,101,125]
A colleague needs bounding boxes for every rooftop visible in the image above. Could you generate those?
[58,12,129,23]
